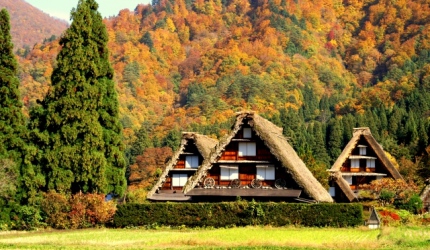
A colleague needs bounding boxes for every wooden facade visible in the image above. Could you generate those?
[160,142,201,191]
[338,138,388,190]
[186,123,304,201]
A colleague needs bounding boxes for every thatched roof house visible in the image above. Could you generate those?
[329,127,403,202]
[183,111,333,203]
[147,132,218,201]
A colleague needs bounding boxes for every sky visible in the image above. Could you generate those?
[25,0,152,22]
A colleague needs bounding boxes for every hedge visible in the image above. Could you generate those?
[113,201,363,228]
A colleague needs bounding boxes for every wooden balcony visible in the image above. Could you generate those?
[344,167,377,173]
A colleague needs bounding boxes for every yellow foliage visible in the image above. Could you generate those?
[166,17,176,33]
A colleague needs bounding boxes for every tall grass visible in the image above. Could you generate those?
[0,226,429,249]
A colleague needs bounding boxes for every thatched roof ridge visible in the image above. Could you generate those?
[147,132,218,199]
[330,127,402,202]
[420,184,430,203]
[184,111,333,202]
[363,134,402,179]
[331,128,365,172]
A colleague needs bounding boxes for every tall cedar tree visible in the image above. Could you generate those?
[0,9,26,161]
[0,8,28,203]
[29,0,126,196]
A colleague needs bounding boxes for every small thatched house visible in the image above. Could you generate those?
[329,127,403,202]
[183,111,333,203]
[147,132,218,201]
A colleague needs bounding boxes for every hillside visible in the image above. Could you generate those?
[16,0,430,186]
[0,0,68,49]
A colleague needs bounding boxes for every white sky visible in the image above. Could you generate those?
[25,0,152,22]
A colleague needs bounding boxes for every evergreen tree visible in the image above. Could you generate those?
[301,86,318,121]
[30,0,126,196]
[0,9,28,210]
[162,128,181,151]
[388,106,405,139]
[378,106,388,134]
[327,118,343,163]
[0,8,26,162]
[139,31,154,50]
[129,124,153,163]
[311,122,330,166]
[341,114,355,146]
[417,119,428,154]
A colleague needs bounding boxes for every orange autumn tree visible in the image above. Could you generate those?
[128,147,173,190]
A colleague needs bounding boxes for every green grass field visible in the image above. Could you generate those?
[0,226,429,249]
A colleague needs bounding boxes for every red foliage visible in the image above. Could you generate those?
[379,210,400,221]
[379,209,400,226]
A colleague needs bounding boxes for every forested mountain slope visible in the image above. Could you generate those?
[16,0,430,188]
[0,0,68,50]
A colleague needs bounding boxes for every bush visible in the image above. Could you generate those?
[41,191,70,229]
[394,194,423,214]
[113,202,363,228]
[15,205,44,230]
[41,192,116,229]
[69,193,117,228]
[379,209,401,226]
[379,189,396,205]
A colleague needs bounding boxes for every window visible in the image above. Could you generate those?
[256,165,275,180]
[367,159,375,168]
[344,176,353,185]
[243,128,252,138]
[238,142,256,156]
[220,165,239,180]
[185,155,199,168]
[329,187,336,197]
[172,174,188,186]
[351,159,360,168]
[359,146,367,155]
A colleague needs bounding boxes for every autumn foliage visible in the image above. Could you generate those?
[12,0,430,190]
[41,191,116,229]
[0,0,68,49]
[128,147,173,190]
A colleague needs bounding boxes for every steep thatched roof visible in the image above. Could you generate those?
[329,127,403,202]
[183,111,333,203]
[420,184,430,204]
[146,132,218,199]
[330,171,358,202]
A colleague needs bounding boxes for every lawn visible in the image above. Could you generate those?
[0,226,429,249]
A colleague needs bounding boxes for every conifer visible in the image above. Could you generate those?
[30,0,126,195]
[327,118,343,163]
[0,8,27,201]
[0,8,26,161]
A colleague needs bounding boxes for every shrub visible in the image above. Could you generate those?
[113,202,363,228]
[70,193,116,228]
[14,205,44,230]
[379,209,401,226]
[41,192,116,229]
[394,194,423,214]
[361,178,420,207]
[379,189,396,205]
[41,191,70,229]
